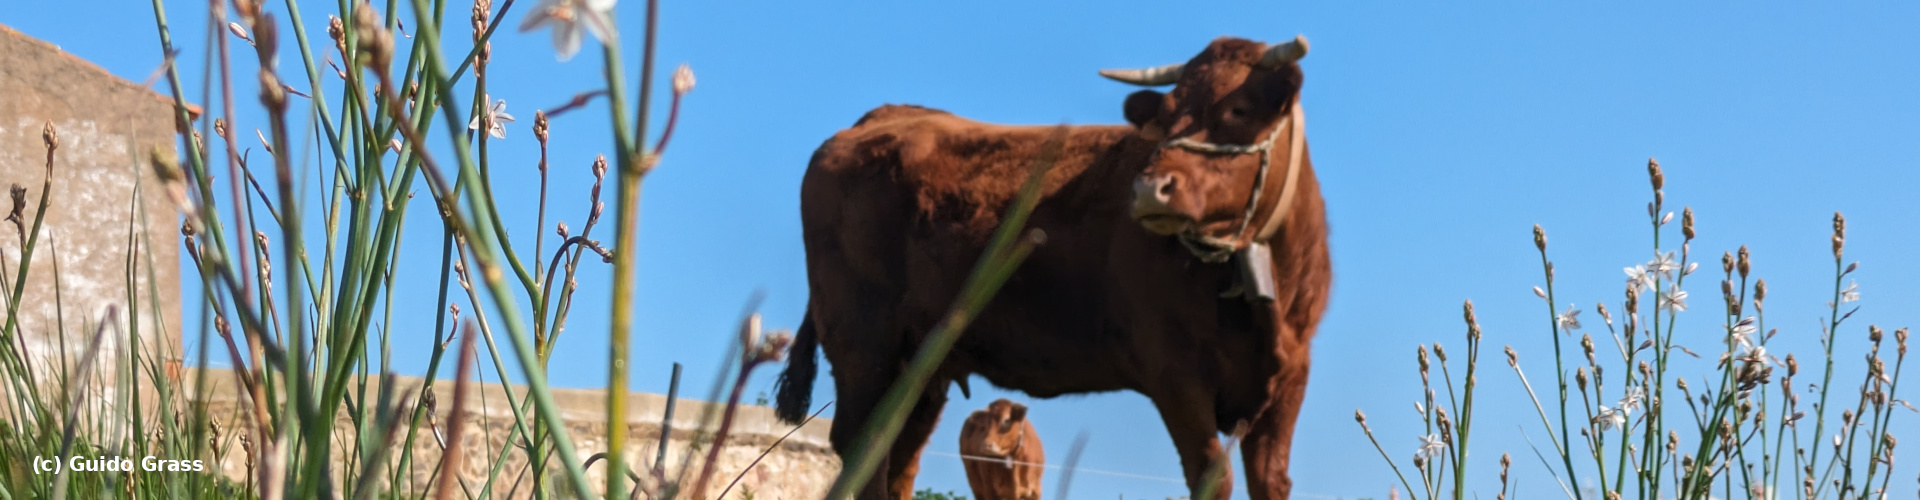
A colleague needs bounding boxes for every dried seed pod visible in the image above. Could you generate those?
[259,70,287,111]
[1433,342,1447,362]
[1832,212,1846,258]
[1737,245,1750,278]
[1353,409,1366,423]
[1786,354,1799,377]
[1871,325,1884,344]
[1723,251,1735,275]
[5,185,24,224]
[1505,345,1518,367]
[353,2,394,71]
[1576,366,1589,391]
[1648,158,1664,191]
[1533,224,1546,251]
[1681,207,1695,240]
[1417,345,1431,373]
[1755,278,1767,303]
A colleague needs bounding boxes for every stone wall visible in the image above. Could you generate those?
[188,368,842,499]
[0,23,183,402]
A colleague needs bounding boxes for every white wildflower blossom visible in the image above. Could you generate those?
[1619,386,1645,415]
[1557,304,1582,332]
[518,0,616,61]
[467,96,515,139]
[1841,280,1860,303]
[1648,252,1679,281]
[1418,434,1446,458]
[1624,264,1654,292]
[1729,317,1757,350]
[1594,406,1626,431]
[1660,284,1688,313]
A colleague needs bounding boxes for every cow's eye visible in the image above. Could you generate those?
[1224,106,1250,120]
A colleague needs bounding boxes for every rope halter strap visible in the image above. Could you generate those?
[1162,99,1307,263]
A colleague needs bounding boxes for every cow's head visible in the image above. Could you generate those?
[961,399,1030,459]
[1106,36,1308,240]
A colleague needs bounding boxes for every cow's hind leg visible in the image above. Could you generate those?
[1241,352,1311,500]
[820,304,906,500]
[884,379,951,500]
[1153,391,1232,500]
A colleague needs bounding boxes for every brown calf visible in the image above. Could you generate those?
[958,399,1045,500]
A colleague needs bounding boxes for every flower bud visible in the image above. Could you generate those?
[534,110,550,143]
[328,15,346,54]
[1533,224,1546,251]
[673,63,697,95]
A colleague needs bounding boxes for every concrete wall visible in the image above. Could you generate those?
[188,368,842,499]
[0,23,183,400]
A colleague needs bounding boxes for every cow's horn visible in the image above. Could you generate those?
[1258,35,1310,68]
[1099,63,1186,86]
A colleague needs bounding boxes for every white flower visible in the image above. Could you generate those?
[1557,304,1582,332]
[467,96,515,139]
[1593,406,1626,431]
[1624,264,1654,292]
[1729,317,1757,349]
[1647,252,1679,281]
[1840,280,1860,303]
[1742,345,1770,364]
[1417,434,1446,458]
[1619,387,1645,415]
[518,0,617,61]
[1659,284,1688,313]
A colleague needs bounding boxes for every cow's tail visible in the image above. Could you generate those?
[774,311,819,425]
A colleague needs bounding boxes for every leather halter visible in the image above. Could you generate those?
[1159,99,1307,263]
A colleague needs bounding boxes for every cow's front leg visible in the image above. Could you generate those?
[1153,391,1232,500]
[1241,347,1311,500]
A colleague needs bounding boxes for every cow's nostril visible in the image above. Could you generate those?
[1156,176,1176,202]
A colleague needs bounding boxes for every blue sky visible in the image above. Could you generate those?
[6,1,1919,499]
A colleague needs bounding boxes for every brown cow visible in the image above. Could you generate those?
[958,399,1045,500]
[775,35,1331,500]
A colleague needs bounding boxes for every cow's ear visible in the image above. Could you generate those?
[1009,403,1029,423]
[1123,90,1165,127]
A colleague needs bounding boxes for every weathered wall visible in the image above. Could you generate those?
[0,23,183,398]
[189,368,842,499]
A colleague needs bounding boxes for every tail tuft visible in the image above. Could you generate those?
[774,313,819,424]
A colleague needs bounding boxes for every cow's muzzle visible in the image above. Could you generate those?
[1131,173,1190,235]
